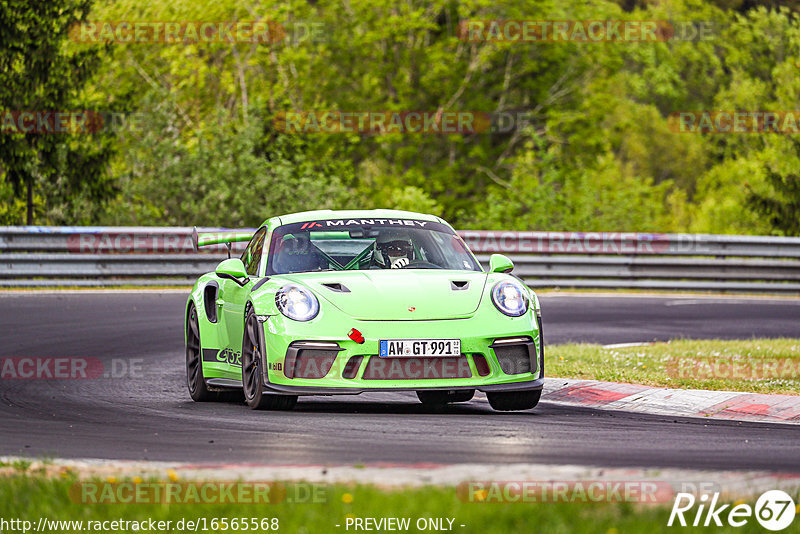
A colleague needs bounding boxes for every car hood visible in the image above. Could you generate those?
[280,270,488,320]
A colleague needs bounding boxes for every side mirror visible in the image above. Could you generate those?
[489,253,514,273]
[216,258,249,285]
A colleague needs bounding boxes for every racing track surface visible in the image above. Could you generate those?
[1,291,799,470]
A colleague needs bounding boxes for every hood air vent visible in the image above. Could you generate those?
[450,280,470,291]
[322,282,350,293]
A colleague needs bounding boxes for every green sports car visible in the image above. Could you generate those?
[185,209,544,411]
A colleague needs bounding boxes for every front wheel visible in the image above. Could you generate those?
[242,309,297,411]
[186,303,215,402]
[487,389,541,411]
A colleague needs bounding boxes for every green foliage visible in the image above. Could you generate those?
[0,180,30,224]
[551,338,800,395]
[102,102,354,226]
[689,157,770,235]
[0,0,117,224]
[469,137,678,231]
[747,139,800,236]
[3,0,800,233]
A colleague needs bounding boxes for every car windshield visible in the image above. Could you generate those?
[266,218,482,275]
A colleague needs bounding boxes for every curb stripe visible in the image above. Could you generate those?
[543,378,800,424]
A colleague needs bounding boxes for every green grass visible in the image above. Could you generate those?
[548,338,800,395]
[0,475,787,534]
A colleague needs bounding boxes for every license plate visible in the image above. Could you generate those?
[379,339,461,358]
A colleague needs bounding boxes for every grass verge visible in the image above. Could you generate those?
[0,474,783,534]
[548,338,800,395]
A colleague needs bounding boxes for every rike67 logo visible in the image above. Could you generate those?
[668,490,796,531]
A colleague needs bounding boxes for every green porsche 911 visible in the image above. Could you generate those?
[186,209,544,411]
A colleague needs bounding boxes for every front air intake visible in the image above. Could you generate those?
[284,342,344,379]
[472,354,491,377]
[342,355,363,379]
[292,350,338,379]
[491,338,536,375]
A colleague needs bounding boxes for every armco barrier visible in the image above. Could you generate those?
[1,227,800,292]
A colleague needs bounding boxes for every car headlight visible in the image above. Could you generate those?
[491,280,529,317]
[275,284,319,321]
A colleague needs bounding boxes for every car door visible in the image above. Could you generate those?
[217,227,266,377]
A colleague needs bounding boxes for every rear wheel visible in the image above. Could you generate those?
[186,303,215,402]
[487,389,541,411]
[242,309,297,411]
[416,389,475,405]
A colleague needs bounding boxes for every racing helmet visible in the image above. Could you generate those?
[374,229,415,267]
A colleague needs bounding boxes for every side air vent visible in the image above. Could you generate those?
[450,280,469,290]
[203,282,219,323]
[322,282,350,293]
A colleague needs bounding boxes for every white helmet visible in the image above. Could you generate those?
[375,230,414,268]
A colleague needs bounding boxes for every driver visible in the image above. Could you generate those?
[375,230,415,269]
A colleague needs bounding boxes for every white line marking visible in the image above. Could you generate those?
[665,298,800,306]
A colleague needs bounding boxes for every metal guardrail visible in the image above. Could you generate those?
[1,226,800,292]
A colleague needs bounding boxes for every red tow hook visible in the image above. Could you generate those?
[348,328,365,344]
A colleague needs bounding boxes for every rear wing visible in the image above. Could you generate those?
[192,227,253,257]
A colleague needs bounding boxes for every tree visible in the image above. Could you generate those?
[103,99,356,227]
[17,0,799,234]
[747,139,800,236]
[0,0,115,224]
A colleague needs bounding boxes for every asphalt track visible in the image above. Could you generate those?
[1,291,799,470]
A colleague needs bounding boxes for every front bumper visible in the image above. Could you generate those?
[259,305,544,395]
[258,377,544,396]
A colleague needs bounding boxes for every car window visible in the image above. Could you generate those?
[266,220,482,275]
[241,227,267,276]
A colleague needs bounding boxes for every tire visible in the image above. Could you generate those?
[186,303,216,402]
[417,389,475,405]
[242,308,297,411]
[487,389,541,411]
